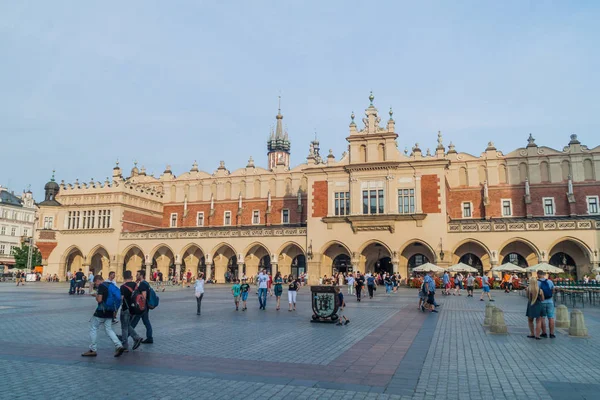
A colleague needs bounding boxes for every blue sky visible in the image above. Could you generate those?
[1,1,598,200]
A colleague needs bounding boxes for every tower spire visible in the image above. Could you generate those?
[275,96,283,139]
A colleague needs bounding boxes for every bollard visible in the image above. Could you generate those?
[483,303,495,326]
[555,305,570,328]
[568,309,588,337]
[490,307,508,334]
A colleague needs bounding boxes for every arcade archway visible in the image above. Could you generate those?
[89,247,109,277]
[499,239,539,269]
[213,243,238,282]
[181,244,205,280]
[359,241,392,275]
[321,241,351,278]
[400,240,436,277]
[122,246,144,278]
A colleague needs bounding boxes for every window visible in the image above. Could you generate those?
[398,189,415,214]
[23,229,29,237]
[9,245,16,255]
[224,211,232,226]
[501,199,512,217]
[252,210,260,225]
[170,213,178,228]
[543,197,555,216]
[334,192,350,216]
[362,189,384,215]
[196,212,204,227]
[282,209,290,224]
[587,196,599,215]
[98,209,111,229]
[462,202,472,218]
[44,216,53,229]
[10,227,16,236]
[0,226,5,235]
[0,244,4,254]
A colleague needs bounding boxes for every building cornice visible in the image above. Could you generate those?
[322,214,428,232]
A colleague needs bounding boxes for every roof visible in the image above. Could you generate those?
[0,190,23,208]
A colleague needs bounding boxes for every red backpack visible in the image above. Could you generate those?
[126,284,147,315]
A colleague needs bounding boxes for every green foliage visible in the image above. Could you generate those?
[12,243,42,270]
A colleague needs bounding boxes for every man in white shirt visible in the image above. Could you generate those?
[257,269,269,310]
[195,273,205,315]
[595,273,600,282]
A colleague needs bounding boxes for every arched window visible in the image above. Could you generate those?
[498,164,507,184]
[502,252,528,268]
[518,163,528,183]
[378,143,386,161]
[408,254,430,275]
[359,145,367,163]
[225,181,232,199]
[253,180,261,198]
[333,254,351,274]
[459,253,483,275]
[540,161,550,183]
[561,160,571,181]
[459,167,468,186]
[584,159,594,181]
[549,252,577,279]
[478,165,487,184]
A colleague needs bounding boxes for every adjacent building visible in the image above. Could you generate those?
[0,186,37,270]
[36,94,600,282]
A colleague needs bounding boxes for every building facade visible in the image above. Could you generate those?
[0,186,37,269]
[36,94,600,282]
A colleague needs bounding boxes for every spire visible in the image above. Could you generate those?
[275,96,284,139]
[369,91,374,106]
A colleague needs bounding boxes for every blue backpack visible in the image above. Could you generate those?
[101,282,122,312]
[147,286,159,309]
[540,280,553,300]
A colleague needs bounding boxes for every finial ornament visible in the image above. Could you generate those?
[389,107,393,119]
[247,156,255,168]
[351,111,355,122]
[369,91,374,105]
[134,160,138,167]
[51,169,56,182]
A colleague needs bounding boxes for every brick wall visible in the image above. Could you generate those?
[421,175,441,213]
[447,188,484,219]
[37,242,57,260]
[122,210,163,232]
[163,197,305,227]
[312,181,328,218]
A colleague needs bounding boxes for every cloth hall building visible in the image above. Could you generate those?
[36,94,600,283]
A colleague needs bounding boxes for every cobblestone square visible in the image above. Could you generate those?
[1,283,599,400]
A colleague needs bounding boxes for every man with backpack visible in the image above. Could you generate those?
[119,270,143,352]
[81,275,125,357]
[130,270,154,344]
[537,270,556,339]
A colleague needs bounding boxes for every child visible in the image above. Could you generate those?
[334,286,350,325]
[240,278,250,311]
[231,278,242,311]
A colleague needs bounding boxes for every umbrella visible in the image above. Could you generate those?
[412,263,445,273]
[592,267,600,273]
[492,263,526,273]
[525,263,564,274]
[447,263,478,273]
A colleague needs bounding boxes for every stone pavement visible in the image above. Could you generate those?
[0,282,599,399]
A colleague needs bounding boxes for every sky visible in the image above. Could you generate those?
[1,1,599,201]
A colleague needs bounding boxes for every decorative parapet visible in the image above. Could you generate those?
[121,226,307,240]
[322,214,427,232]
[60,229,116,235]
[448,219,598,233]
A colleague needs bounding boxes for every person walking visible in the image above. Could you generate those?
[273,272,283,310]
[526,277,544,340]
[130,270,154,343]
[442,271,451,296]
[119,270,143,352]
[231,278,241,311]
[384,273,392,294]
[88,271,95,294]
[240,278,250,311]
[81,275,125,357]
[537,270,556,339]
[338,272,345,287]
[257,269,269,310]
[355,273,364,302]
[479,274,494,302]
[288,275,299,311]
[194,272,205,315]
[347,273,355,295]
[466,273,475,297]
[366,274,376,299]
[454,273,463,296]
[423,271,438,313]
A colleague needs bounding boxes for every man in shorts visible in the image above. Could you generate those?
[537,270,556,339]
[479,274,494,302]
[231,278,241,311]
[466,273,475,297]
[240,278,250,311]
[442,271,451,296]
[423,271,438,313]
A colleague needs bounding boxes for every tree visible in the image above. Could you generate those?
[12,243,42,270]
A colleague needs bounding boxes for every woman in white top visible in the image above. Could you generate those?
[194,273,205,316]
[347,273,355,295]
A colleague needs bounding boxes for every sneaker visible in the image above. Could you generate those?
[480,299,484,301]
[489,299,495,302]
[112,319,119,325]
[81,350,97,357]
[540,333,548,338]
[133,337,143,350]
[420,305,426,312]
[431,310,438,313]
[142,338,154,344]
[114,347,125,357]
[344,320,350,325]
[550,334,556,339]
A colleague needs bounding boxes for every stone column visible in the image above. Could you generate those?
[175,262,182,282]
[271,262,278,275]
[110,261,120,282]
[205,262,213,281]
[415,173,423,213]
[237,262,244,279]
[307,257,321,285]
